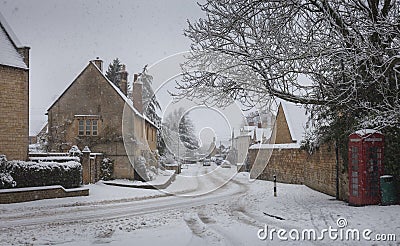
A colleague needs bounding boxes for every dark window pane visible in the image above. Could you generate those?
[86,120,91,135]
[78,120,84,136]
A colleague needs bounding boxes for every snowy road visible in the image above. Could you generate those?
[0,164,246,229]
[0,164,399,245]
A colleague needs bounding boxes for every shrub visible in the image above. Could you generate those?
[3,160,82,189]
[0,155,16,188]
[68,145,82,157]
[0,173,16,189]
[100,158,114,181]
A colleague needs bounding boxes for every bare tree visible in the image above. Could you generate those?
[177,0,400,130]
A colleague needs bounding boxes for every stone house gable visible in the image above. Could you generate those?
[0,12,30,161]
[47,61,126,149]
[270,102,309,145]
[47,59,157,179]
[271,104,293,144]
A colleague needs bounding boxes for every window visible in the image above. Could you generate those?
[75,116,100,136]
[351,147,359,196]
[92,120,98,136]
[86,120,91,135]
[78,120,84,136]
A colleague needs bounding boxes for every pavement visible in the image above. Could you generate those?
[102,169,176,190]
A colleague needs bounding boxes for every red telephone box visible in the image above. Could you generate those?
[348,129,384,206]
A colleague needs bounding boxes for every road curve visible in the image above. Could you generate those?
[0,166,248,229]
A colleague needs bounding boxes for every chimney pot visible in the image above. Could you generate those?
[92,57,103,72]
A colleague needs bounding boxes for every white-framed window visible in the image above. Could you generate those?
[75,115,99,136]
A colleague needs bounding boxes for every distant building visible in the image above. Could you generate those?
[47,59,157,179]
[248,101,345,199]
[234,122,272,166]
[0,12,30,160]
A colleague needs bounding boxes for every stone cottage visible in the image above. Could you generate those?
[47,58,158,179]
[0,12,30,161]
[248,101,346,199]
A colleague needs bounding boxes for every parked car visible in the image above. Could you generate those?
[220,160,231,168]
[215,157,223,166]
[203,158,211,166]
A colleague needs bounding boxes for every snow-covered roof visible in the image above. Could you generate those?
[0,12,27,69]
[242,125,257,132]
[353,129,382,137]
[91,62,158,128]
[255,128,272,142]
[0,12,23,47]
[238,125,272,143]
[280,100,308,143]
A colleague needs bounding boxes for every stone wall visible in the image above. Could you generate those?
[248,143,348,200]
[0,185,89,204]
[0,65,29,161]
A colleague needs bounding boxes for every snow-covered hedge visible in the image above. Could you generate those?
[0,172,16,189]
[0,155,16,188]
[1,160,82,189]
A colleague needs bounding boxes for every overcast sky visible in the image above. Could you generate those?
[1,0,208,135]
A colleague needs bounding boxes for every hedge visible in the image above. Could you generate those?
[0,159,82,189]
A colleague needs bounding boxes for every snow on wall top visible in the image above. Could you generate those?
[249,143,301,149]
[280,100,308,143]
[0,13,27,69]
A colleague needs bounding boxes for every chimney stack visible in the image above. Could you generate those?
[17,46,30,68]
[92,57,103,72]
[119,64,128,96]
[132,73,143,114]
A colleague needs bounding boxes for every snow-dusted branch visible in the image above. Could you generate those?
[177,0,400,129]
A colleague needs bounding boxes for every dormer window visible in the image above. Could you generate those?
[75,115,100,136]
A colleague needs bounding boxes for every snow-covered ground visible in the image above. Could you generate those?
[0,163,398,245]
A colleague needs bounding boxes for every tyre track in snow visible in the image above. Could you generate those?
[0,166,247,229]
[197,211,243,246]
[181,167,249,246]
